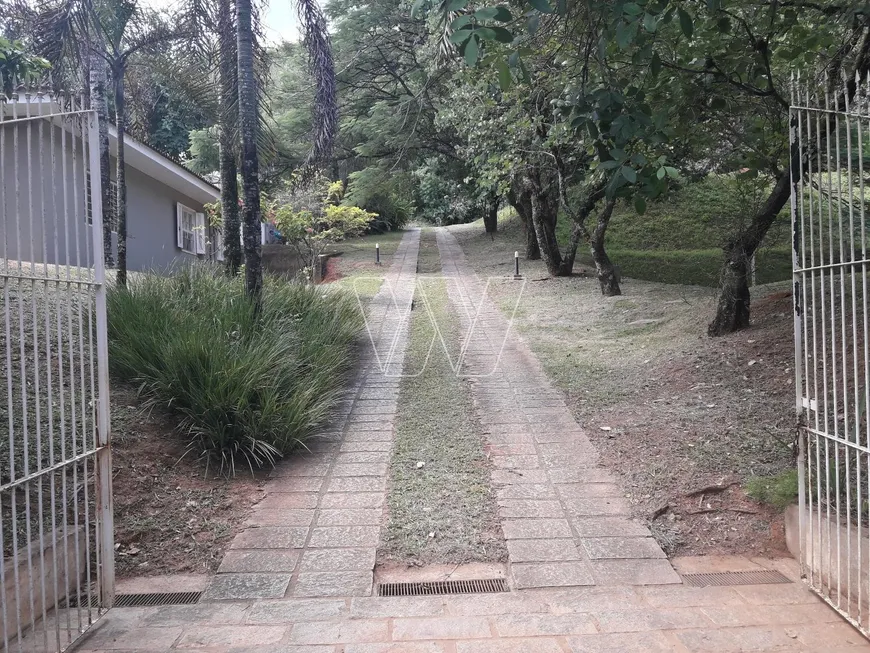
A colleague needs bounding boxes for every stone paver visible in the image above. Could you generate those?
[71,560,869,653]
[435,229,681,589]
[201,229,421,600]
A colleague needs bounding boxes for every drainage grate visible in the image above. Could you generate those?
[681,570,792,588]
[378,578,507,597]
[65,591,202,608]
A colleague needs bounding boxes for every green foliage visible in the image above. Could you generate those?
[275,203,376,274]
[343,168,413,232]
[413,156,480,225]
[0,36,50,93]
[745,470,799,511]
[187,127,221,175]
[107,266,363,474]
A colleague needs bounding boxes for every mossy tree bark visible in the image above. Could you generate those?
[218,0,242,275]
[236,0,263,299]
[588,198,620,296]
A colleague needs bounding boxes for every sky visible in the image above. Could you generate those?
[141,0,301,45]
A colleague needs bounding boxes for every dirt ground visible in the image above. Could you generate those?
[111,388,265,578]
[451,218,795,558]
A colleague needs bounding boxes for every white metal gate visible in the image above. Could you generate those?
[793,72,870,636]
[0,87,114,652]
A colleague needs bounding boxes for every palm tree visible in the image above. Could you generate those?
[217,0,242,274]
[234,0,337,298]
[235,0,261,297]
[92,0,184,285]
[11,0,115,266]
[9,0,184,280]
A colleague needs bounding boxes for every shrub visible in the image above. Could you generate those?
[602,247,791,287]
[273,175,377,277]
[343,168,413,232]
[745,469,799,510]
[107,265,363,474]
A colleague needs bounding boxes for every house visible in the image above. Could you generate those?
[1,97,223,272]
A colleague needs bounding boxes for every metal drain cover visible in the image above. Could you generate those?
[378,578,507,597]
[66,591,202,608]
[681,570,792,588]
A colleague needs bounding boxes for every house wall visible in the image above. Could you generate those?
[119,162,216,272]
[1,121,92,269]
[1,118,219,273]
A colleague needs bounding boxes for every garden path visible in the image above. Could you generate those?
[56,228,870,652]
[436,229,677,588]
[199,228,420,602]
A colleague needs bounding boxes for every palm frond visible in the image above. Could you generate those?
[296,0,337,163]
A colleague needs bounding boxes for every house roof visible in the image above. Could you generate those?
[4,97,220,205]
[109,125,220,205]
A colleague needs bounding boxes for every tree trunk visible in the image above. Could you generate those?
[556,182,607,276]
[708,169,791,335]
[589,198,620,296]
[483,194,498,233]
[88,52,113,268]
[218,0,242,275]
[236,0,262,299]
[508,185,539,260]
[114,69,128,287]
[527,180,562,277]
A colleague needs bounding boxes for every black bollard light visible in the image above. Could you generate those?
[514,251,521,279]
[376,243,380,266]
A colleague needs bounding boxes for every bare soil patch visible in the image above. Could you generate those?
[451,218,794,558]
[111,387,265,578]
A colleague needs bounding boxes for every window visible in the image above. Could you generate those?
[176,203,205,255]
[214,229,225,262]
[85,173,118,232]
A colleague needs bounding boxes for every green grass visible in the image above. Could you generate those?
[605,247,792,287]
[332,229,408,302]
[535,175,794,287]
[107,265,363,474]
[558,175,792,252]
[745,469,799,510]
[382,231,506,565]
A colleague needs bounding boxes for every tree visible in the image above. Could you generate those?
[0,36,50,94]
[424,0,870,325]
[235,0,262,298]
[94,0,184,286]
[274,178,376,277]
[9,0,185,276]
[217,0,243,274]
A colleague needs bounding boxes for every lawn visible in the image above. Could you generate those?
[450,220,796,557]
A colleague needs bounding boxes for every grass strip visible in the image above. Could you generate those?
[381,231,506,565]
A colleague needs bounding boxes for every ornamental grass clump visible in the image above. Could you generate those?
[107,265,362,474]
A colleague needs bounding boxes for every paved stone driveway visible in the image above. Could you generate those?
[70,229,870,652]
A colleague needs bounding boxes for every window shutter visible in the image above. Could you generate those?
[176,204,184,249]
[195,212,206,254]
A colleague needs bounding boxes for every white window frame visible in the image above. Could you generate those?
[86,173,119,232]
[214,228,225,262]
[176,203,205,255]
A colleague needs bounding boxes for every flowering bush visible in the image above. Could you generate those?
[274,178,377,279]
